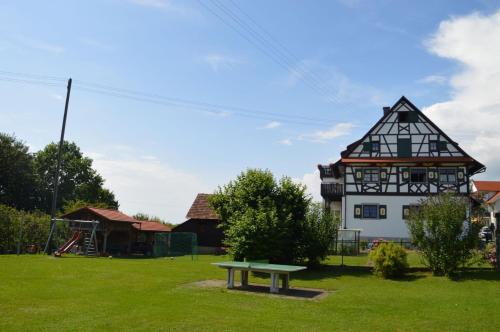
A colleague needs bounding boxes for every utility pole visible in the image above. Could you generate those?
[44,78,72,254]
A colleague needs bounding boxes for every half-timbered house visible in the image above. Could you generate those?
[318,96,485,239]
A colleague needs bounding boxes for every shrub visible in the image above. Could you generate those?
[484,242,496,267]
[210,169,339,266]
[369,242,408,278]
[406,194,479,276]
[300,203,340,268]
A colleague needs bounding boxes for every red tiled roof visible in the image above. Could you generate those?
[474,180,500,192]
[186,193,219,220]
[341,157,475,164]
[486,192,500,204]
[132,221,171,232]
[61,207,139,223]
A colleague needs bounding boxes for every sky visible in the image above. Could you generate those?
[1,0,500,223]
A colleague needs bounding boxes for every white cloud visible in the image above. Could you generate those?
[201,54,242,72]
[90,151,211,223]
[299,122,354,143]
[293,170,322,202]
[417,74,447,85]
[260,121,281,129]
[423,10,500,178]
[277,138,292,146]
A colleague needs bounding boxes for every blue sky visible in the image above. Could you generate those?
[2,0,500,222]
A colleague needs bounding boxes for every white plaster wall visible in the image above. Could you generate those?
[344,195,424,238]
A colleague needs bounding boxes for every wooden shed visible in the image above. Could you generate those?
[173,194,224,253]
[61,207,170,256]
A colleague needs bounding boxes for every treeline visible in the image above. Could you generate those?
[0,132,118,253]
[0,204,56,253]
[0,133,118,213]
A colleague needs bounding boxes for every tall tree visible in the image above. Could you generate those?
[33,141,118,214]
[0,133,38,210]
[210,169,312,264]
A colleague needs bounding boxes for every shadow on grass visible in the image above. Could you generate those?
[450,267,499,282]
[292,265,430,282]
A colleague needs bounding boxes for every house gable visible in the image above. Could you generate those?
[343,96,473,160]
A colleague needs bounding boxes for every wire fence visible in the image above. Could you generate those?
[153,232,198,260]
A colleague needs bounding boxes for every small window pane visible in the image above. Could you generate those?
[363,169,379,183]
[410,168,427,183]
[429,141,438,152]
[363,205,378,219]
[439,169,457,183]
[372,142,380,152]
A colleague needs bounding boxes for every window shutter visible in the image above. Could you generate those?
[408,112,418,123]
[401,168,409,181]
[428,168,437,183]
[362,142,372,152]
[438,141,448,151]
[355,169,363,181]
[354,205,362,218]
[380,169,387,182]
[402,205,410,219]
[379,205,387,219]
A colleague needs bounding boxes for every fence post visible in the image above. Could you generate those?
[341,238,345,267]
[496,231,500,272]
[16,218,23,255]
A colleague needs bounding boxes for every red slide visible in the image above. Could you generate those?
[54,231,83,256]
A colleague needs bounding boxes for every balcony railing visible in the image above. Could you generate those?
[321,183,344,200]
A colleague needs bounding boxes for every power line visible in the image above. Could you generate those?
[72,79,334,123]
[210,0,335,98]
[0,71,336,126]
[199,0,339,102]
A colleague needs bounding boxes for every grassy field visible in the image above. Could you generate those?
[1,254,499,331]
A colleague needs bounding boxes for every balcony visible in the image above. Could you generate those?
[321,183,344,201]
[318,165,335,179]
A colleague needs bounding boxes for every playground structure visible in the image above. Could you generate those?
[47,218,100,257]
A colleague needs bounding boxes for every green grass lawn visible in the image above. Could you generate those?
[1,254,499,331]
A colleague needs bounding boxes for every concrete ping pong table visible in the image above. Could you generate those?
[212,261,307,293]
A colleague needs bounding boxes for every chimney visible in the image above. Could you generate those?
[383,106,391,116]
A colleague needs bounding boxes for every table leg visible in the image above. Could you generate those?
[241,270,249,288]
[227,268,235,289]
[270,273,279,293]
[282,274,289,291]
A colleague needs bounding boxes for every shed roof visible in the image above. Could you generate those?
[473,180,500,192]
[132,221,171,232]
[61,207,139,223]
[186,193,219,220]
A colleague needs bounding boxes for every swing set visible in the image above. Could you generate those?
[45,218,100,257]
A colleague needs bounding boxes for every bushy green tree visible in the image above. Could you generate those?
[369,242,408,278]
[33,141,118,214]
[406,194,479,276]
[300,203,340,268]
[210,169,307,263]
[211,169,336,265]
[0,133,38,210]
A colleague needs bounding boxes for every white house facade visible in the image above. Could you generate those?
[471,180,500,229]
[319,96,485,239]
